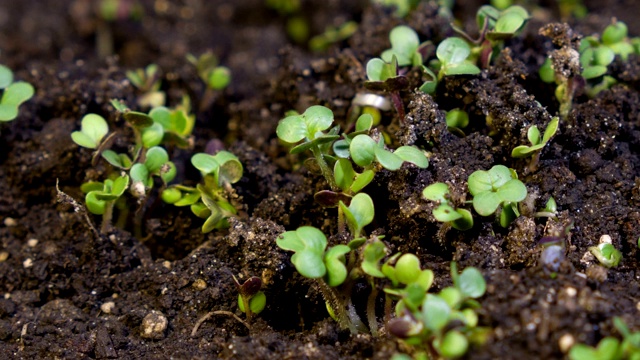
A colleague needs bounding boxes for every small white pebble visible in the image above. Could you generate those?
[23,258,33,268]
[101,301,115,314]
[559,333,575,353]
[4,218,17,227]
[162,261,171,269]
[566,287,577,297]
[27,239,38,247]
[599,234,612,244]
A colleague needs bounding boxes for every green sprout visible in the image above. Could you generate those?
[277,193,377,334]
[434,38,481,80]
[468,165,527,227]
[445,108,469,129]
[144,96,196,148]
[187,51,231,111]
[450,5,529,68]
[365,56,410,119]
[0,64,35,122]
[558,0,587,20]
[478,5,529,43]
[512,117,559,158]
[601,20,635,60]
[71,102,184,237]
[348,134,428,171]
[309,21,358,52]
[569,317,640,360]
[233,275,266,323]
[277,226,364,332]
[277,226,350,286]
[534,196,558,219]
[81,174,130,233]
[126,64,165,108]
[589,243,622,268]
[177,151,244,233]
[276,105,339,190]
[187,51,231,91]
[371,0,420,17]
[388,262,488,360]
[71,114,109,150]
[339,193,375,240]
[422,182,474,231]
[99,0,143,22]
[511,117,559,173]
[381,26,429,67]
[110,99,155,153]
[129,146,176,192]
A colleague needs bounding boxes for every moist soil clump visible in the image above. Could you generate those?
[0,0,639,359]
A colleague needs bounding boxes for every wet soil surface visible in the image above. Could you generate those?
[0,0,639,359]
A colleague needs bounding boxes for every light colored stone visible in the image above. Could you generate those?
[559,333,575,353]
[141,310,168,339]
[100,301,115,314]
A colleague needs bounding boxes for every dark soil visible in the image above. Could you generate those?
[1,0,639,359]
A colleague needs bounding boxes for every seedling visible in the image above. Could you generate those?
[348,134,428,171]
[232,275,266,323]
[277,226,364,332]
[126,64,165,108]
[534,197,558,219]
[81,174,130,233]
[512,117,559,158]
[71,114,109,150]
[388,262,488,360]
[371,0,420,17]
[309,21,358,52]
[589,243,622,268]
[422,182,474,231]
[511,117,559,173]
[110,99,155,154]
[187,51,231,111]
[451,5,530,68]
[433,37,481,80]
[144,96,196,148]
[365,56,410,120]
[277,105,340,190]
[468,165,527,227]
[129,146,176,192]
[381,26,430,67]
[445,108,469,129]
[174,151,244,233]
[569,317,640,360]
[0,64,35,122]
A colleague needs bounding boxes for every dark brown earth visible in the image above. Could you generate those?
[0,0,639,359]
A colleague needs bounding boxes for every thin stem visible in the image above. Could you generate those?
[317,279,366,334]
[367,283,379,336]
[191,310,250,337]
[390,91,405,122]
[241,295,253,323]
[101,201,114,234]
[310,146,338,191]
[337,204,346,235]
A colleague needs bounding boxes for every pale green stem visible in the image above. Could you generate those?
[100,201,114,234]
[310,146,338,191]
